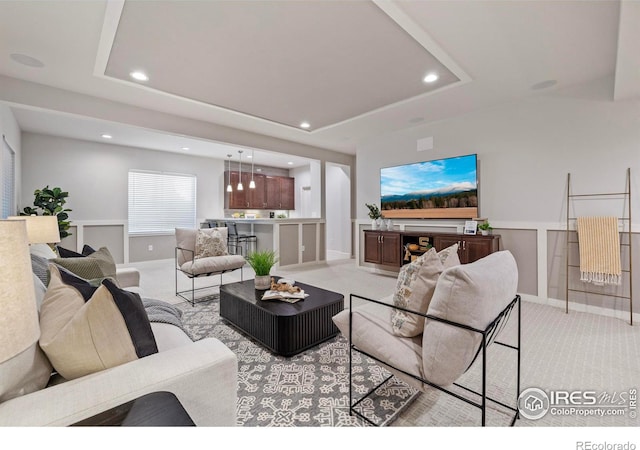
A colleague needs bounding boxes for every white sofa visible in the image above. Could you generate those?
[0,245,238,427]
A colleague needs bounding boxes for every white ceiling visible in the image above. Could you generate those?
[0,0,637,163]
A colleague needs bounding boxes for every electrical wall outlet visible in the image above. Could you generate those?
[301,245,305,251]
[148,244,153,251]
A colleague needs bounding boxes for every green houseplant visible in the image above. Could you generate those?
[246,250,279,289]
[365,203,383,230]
[20,185,72,238]
[478,222,493,235]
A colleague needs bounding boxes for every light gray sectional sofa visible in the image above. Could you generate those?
[0,244,237,426]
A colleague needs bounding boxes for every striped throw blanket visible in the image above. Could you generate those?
[576,216,622,286]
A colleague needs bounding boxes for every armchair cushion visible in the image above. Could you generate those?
[422,250,518,386]
[180,254,246,277]
[39,265,158,380]
[332,297,425,391]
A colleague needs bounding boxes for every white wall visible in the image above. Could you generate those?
[356,77,640,318]
[290,161,322,218]
[21,132,226,261]
[357,78,640,224]
[0,104,21,216]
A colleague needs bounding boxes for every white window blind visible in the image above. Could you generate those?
[128,170,197,235]
[2,136,16,219]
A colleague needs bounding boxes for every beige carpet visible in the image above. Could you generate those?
[124,257,640,428]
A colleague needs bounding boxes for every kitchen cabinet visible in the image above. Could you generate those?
[225,172,294,210]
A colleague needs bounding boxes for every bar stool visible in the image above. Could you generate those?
[225,222,257,256]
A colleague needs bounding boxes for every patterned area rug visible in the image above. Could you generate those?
[176,296,419,427]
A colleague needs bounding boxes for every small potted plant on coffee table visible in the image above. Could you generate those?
[246,250,279,290]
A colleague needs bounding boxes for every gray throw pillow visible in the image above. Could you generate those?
[30,253,50,286]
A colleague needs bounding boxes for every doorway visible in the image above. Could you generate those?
[325,163,351,261]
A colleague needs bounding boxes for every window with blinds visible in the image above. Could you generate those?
[2,137,16,219]
[128,170,197,235]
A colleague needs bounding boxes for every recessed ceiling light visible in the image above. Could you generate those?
[10,53,44,68]
[130,71,149,82]
[256,168,262,172]
[101,134,112,139]
[287,162,293,165]
[246,154,252,159]
[300,122,311,129]
[181,147,189,151]
[423,73,438,83]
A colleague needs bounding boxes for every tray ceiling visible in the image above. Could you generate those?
[104,0,460,131]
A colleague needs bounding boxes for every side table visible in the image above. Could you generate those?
[71,391,195,426]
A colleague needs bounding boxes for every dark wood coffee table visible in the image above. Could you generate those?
[219,277,344,356]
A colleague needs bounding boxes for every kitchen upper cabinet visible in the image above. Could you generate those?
[265,176,295,210]
[225,172,294,210]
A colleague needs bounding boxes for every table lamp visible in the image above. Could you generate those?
[0,220,40,366]
[7,215,61,244]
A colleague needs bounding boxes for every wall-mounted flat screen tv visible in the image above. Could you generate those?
[380,153,478,219]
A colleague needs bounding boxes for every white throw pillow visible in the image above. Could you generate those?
[390,243,461,338]
[194,228,228,259]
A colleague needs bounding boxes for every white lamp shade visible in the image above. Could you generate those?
[0,220,40,363]
[7,216,61,244]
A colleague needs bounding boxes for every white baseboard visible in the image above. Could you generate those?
[520,293,637,324]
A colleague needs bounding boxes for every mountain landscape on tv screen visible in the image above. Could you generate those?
[381,187,478,211]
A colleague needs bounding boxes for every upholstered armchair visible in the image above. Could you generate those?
[175,227,246,305]
[332,250,521,426]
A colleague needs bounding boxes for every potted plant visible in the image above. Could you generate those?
[478,222,493,236]
[365,203,382,229]
[246,250,279,289]
[20,185,72,238]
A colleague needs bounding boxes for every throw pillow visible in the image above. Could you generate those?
[57,244,96,258]
[438,243,461,269]
[82,244,96,256]
[390,248,444,337]
[194,228,228,259]
[30,253,50,286]
[38,265,158,380]
[50,246,117,286]
[56,246,83,258]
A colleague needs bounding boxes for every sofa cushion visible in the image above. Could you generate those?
[39,265,158,380]
[422,251,518,386]
[389,244,460,338]
[50,246,117,286]
[194,228,228,259]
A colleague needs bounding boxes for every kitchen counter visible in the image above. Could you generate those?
[204,218,325,267]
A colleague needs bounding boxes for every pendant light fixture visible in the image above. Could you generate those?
[249,149,256,189]
[226,154,232,192]
[237,150,244,191]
